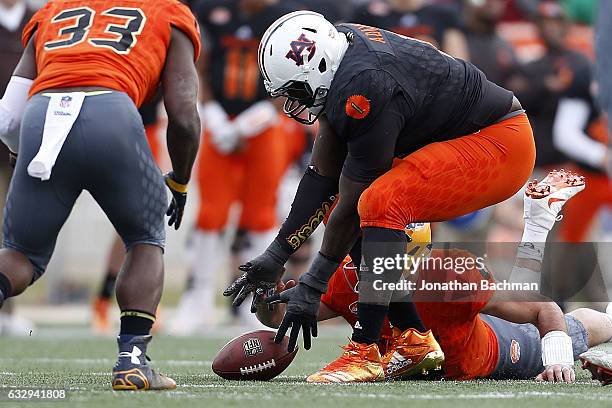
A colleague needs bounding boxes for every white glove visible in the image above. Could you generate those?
[233,101,279,139]
[199,101,240,154]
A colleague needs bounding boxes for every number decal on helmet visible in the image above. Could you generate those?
[286,34,317,67]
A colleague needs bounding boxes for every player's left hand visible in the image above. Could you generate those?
[164,172,188,230]
[536,364,575,383]
[266,282,321,352]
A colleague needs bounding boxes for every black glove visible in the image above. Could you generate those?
[223,241,288,312]
[8,151,17,169]
[266,282,321,352]
[164,172,188,230]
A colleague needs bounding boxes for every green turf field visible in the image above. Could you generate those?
[0,328,610,408]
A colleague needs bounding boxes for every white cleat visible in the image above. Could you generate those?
[580,349,612,386]
[523,169,585,230]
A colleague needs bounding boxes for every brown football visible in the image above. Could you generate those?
[212,330,298,381]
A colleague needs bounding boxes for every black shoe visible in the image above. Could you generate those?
[112,335,176,391]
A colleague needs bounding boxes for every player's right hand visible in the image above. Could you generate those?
[224,251,286,312]
[164,172,188,230]
[266,282,321,352]
[536,364,575,383]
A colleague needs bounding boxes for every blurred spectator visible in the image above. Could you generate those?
[562,0,597,24]
[0,0,34,335]
[596,0,612,150]
[509,2,578,170]
[351,0,469,59]
[289,0,345,23]
[463,0,521,86]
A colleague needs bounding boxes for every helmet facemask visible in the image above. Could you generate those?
[271,79,328,125]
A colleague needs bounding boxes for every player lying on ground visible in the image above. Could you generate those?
[255,170,612,384]
[226,11,537,361]
[0,0,201,390]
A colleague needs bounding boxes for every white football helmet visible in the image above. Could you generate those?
[258,11,349,124]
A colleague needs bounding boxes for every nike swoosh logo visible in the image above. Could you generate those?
[548,197,567,208]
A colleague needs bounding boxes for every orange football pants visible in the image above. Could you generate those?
[196,116,305,231]
[559,168,612,242]
[358,113,535,229]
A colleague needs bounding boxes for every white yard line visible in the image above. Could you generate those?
[0,357,212,366]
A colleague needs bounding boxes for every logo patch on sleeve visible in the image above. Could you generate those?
[345,95,371,120]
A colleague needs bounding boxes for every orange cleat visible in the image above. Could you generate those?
[306,340,385,383]
[382,328,444,380]
[92,297,112,334]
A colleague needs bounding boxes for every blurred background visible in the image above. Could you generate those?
[1,0,611,336]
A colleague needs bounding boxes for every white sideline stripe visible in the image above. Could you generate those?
[0,358,212,366]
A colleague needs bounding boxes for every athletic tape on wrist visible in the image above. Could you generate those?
[541,330,574,367]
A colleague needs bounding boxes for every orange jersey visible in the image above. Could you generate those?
[22,0,201,107]
[414,249,499,380]
[321,257,394,354]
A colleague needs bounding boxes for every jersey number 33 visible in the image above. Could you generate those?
[44,7,145,54]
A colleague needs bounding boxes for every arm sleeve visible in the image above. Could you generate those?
[166,0,202,62]
[553,98,606,168]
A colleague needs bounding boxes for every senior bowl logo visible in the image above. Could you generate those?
[243,338,264,357]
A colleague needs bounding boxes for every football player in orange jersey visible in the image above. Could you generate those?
[0,0,201,390]
[256,170,612,383]
[170,0,307,333]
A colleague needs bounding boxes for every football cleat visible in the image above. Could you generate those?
[580,349,612,386]
[112,335,176,391]
[92,298,112,334]
[524,169,585,230]
[306,340,385,383]
[382,328,444,380]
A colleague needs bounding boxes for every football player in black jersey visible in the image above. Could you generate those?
[225,11,536,382]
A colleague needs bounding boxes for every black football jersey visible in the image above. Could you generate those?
[193,0,297,115]
[324,24,514,182]
[352,1,460,49]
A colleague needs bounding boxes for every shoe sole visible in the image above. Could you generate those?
[386,350,445,380]
[580,356,612,386]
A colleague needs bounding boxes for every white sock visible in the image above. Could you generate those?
[173,231,223,329]
[521,221,550,243]
[518,221,549,262]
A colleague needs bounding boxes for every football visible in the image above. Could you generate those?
[212,330,298,381]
